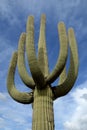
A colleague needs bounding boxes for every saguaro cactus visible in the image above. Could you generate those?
[7,14,79,130]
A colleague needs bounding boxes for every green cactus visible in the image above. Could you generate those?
[7,14,79,130]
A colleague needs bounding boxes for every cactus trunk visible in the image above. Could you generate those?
[32,86,54,130]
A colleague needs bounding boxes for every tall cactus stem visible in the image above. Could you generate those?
[32,86,54,130]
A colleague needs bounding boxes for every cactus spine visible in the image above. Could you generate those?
[7,14,79,130]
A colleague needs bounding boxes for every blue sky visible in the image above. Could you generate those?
[0,0,87,130]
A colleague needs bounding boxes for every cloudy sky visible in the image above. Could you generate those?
[0,0,87,130]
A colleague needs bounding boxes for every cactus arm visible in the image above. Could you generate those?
[46,22,68,84]
[26,16,46,89]
[52,28,79,99]
[38,14,49,77]
[17,33,35,89]
[58,67,67,85]
[7,52,33,104]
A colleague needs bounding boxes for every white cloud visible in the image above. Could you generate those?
[54,92,76,130]
[64,81,87,130]
[0,93,32,130]
[0,93,7,101]
[53,81,87,130]
[0,117,6,128]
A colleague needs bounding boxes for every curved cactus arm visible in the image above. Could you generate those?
[46,22,68,84]
[17,33,35,89]
[52,28,79,99]
[58,67,67,85]
[7,52,33,104]
[38,14,49,77]
[26,16,46,89]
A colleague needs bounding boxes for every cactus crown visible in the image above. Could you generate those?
[7,14,79,103]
